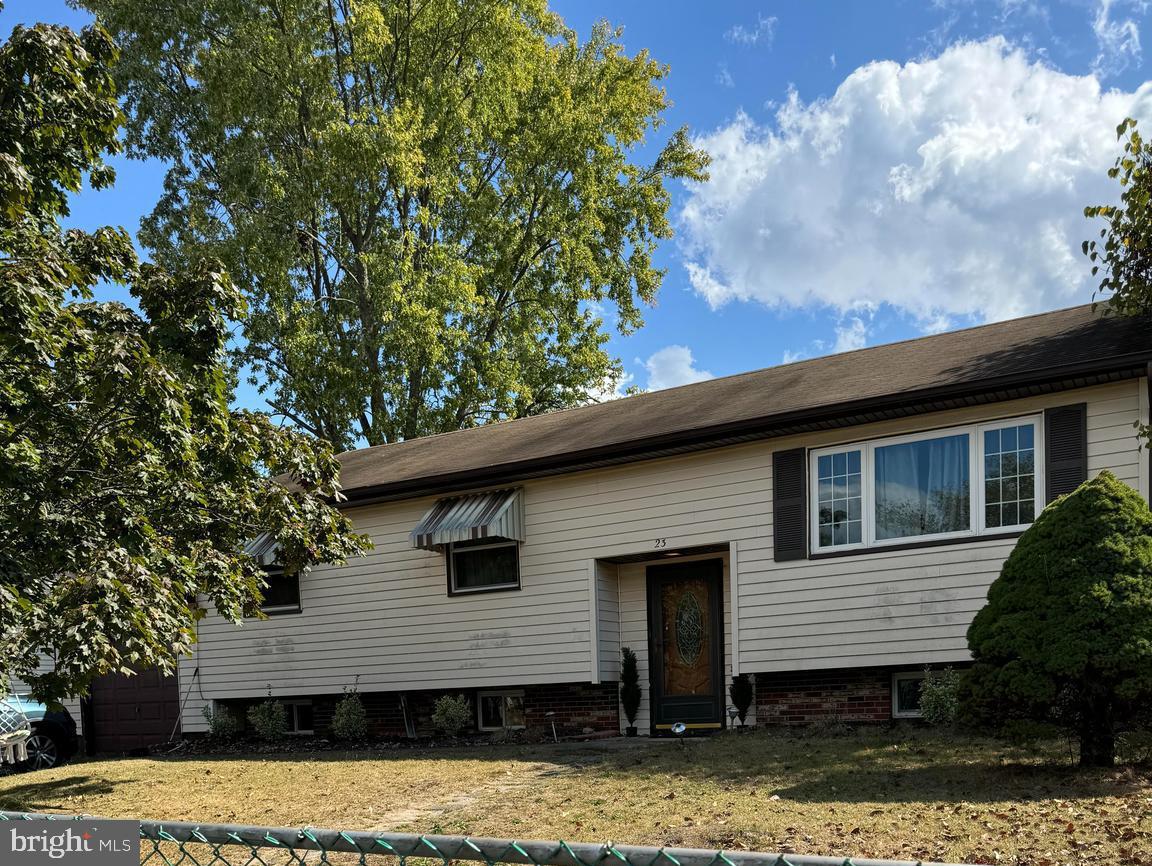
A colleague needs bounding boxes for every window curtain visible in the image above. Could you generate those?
[874,434,970,540]
[452,543,518,589]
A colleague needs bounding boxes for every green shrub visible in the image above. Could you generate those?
[247,692,288,741]
[331,685,368,741]
[729,674,753,725]
[431,694,472,737]
[201,703,242,739]
[962,471,1152,767]
[620,647,641,727]
[919,667,961,727]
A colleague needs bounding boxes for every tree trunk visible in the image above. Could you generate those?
[1079,726,1116,767]
[1078,691,1116,767]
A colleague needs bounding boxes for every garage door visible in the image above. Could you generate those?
[89,666,180,754]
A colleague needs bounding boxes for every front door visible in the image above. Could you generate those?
[646,559,724,733]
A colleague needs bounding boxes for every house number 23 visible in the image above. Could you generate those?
[654,538,667,548]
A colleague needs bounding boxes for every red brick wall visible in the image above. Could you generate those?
[304,682,619,738]
[754,668,892,725]
[522,682,619,735]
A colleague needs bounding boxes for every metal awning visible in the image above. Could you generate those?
[410,488,524,550]
[243,532,280,566]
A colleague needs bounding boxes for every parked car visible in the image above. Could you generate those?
[0,695,78,771]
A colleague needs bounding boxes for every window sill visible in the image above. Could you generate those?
[447,583,522,597]
[259,605,302,616]
[808,530,1024,560]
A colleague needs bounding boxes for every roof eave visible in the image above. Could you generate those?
[337,351,1152,507]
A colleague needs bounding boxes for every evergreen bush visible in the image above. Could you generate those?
[919,667,961,727]
[247,690,289,742]
[729,674,753,725]
[331,683,369,741]
[431,694,472,737]
[620,647,641,730]
[961,471,1152,766]
[201,703,242,739]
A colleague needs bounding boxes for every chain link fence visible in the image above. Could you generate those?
[0,697,32,765]
[0,811,977,866]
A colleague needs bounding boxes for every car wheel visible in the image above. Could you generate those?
[19,731,60,771]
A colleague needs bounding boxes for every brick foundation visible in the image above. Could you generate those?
[753,668,893,725]
[521,682,619,734]
[225,682,619,739]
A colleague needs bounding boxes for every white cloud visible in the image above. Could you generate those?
[781,314,870,366]
[715,62,735,88]
[833,316,869,352]
[586,370,634,403]
[680,37,1152,328]
[725,13,777,47]
[1093,0,1144,78]
[643,346,713,391]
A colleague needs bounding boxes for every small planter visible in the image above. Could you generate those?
[625,726,638,738]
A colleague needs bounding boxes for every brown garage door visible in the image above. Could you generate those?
[89,666,180,754]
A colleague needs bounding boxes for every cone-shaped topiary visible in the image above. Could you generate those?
[961,470,1152,766]
[620,647,641,731]
[729,674,753,726]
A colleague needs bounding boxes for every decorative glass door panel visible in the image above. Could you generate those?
[661,578,713,697]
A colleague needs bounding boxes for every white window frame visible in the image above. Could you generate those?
[283,699,314,735]
[476,690,526,731]
[975,416,1046,535]
[891,671,926,719]
[809,414,1044,553]
[447,540,521,595]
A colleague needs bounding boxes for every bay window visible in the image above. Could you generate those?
[810,416,1043,553]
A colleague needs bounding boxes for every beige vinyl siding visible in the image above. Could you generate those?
[596,561,621,681]
[180,379,1147,732]
[738,379,1147,674]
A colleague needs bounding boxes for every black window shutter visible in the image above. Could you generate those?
[773,448,808,562]
[1044,403,1088,502]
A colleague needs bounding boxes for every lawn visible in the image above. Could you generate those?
[0,730,1149,866]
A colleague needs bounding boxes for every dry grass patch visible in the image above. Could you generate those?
[0,749,550,828]
[431,730,1152,866]
[0,731,1149,865]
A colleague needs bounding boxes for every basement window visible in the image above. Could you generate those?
[283,700,314,735]
[477,691,525,731]
[260,567,301,615]
[891,672,925,719]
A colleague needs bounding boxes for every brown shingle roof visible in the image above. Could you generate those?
[335,304,1152,501]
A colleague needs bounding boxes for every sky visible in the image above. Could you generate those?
[5,0,1152,408]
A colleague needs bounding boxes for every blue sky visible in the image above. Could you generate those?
[5,0,1152,407]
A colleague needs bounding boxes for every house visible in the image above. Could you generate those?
[179,303,1152,737]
